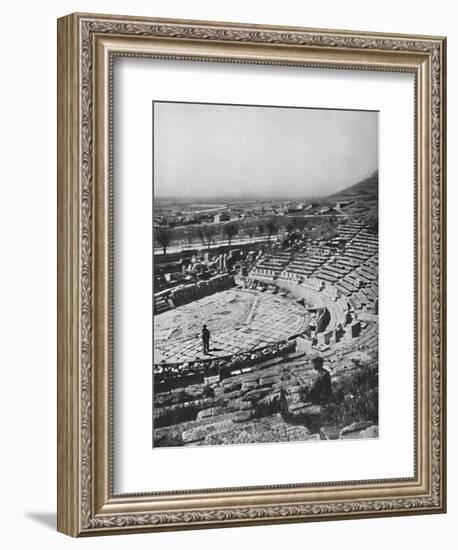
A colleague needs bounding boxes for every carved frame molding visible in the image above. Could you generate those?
[57,13,446,536]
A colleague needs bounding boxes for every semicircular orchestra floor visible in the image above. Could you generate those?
[154,288,309,364]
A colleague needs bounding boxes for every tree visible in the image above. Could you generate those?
[257,222,266,239]
[266,218,279,242]
[300,218,309,230]
[223,223,239,246]
[155,227,173,255]
[196,226,206,248]
[203,225,216,251]
[291,217,300,231]
[286,222,295,234]
[246,227,255,243]
[185,227,195,249]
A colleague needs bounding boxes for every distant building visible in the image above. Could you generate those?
[213,211,230,223]
[164,215,178,226]
[284,203,304,213]
[316,208,327,215]
[198,214,214,223]
[335,200,353,210]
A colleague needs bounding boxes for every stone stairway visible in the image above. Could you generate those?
[154,294,172,315]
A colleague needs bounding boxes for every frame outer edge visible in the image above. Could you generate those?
[57,14,82,537]
[439,37,446,512]
[56,12,447,536]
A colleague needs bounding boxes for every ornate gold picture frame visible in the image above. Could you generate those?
[57,12,446,536]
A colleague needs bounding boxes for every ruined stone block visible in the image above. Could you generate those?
[319,425,340,440]
[340,420,374,439]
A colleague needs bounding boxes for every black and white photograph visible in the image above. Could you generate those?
[152,101,379,448]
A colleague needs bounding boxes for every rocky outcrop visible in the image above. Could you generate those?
[340,421,378,439]
[204,414,314,445]
[319,426,340,440]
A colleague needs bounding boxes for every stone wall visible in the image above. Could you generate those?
[155,273,235,310]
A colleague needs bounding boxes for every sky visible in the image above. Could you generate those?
[153,101,378,200]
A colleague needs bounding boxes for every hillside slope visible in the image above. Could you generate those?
[330,171,378,199]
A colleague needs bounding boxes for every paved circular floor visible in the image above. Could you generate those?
[154,288,309,364]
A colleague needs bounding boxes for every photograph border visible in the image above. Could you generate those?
[151,99,381,451]
[57,13,446,536]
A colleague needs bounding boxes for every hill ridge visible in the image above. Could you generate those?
[329,170,378,199]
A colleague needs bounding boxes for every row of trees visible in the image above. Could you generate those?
[155,217,286,255]
[155,212,375,255]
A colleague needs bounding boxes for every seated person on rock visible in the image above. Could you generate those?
[306,356,333,404]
